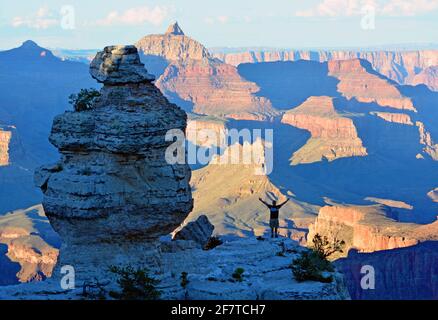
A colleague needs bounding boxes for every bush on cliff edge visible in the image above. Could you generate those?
[291,234,345,283]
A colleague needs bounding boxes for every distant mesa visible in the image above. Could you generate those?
[281,96,367,165]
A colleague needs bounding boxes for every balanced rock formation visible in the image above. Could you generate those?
[281,96,367,165]
[0,128,11,166]
[328,59,416,111]
[34,45,193,281]
[308,204,438,259]
[136,23,276,120]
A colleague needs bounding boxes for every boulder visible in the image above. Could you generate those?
[173,215,214,246]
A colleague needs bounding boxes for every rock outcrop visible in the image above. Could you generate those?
[0,128,11,166]
[428,188,438,203]
[173,215,214,246]
[281,96,367,165]
[136,24,276,120]
[328,59,416,111]
[370,112,413,125]
[408,66,438,91]
[308,204,438,258]
[0,205,59,285]
[212,49,438,91]
[186,116,227,147]
[417,121,438,160]
[34,45,193,282]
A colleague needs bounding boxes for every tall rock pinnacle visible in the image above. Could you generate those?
[165,22,184,35]
[34,45,193,281]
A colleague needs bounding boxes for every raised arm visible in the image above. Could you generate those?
[278,198,289,208]
[259,197,270,207]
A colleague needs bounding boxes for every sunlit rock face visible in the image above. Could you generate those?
[281,96,367,165]
[328,59,416,111]
[136,23,276,120]
[308,204,438,258]
[0,128,11,166]
[212,49,438,91]
[34,45,193,281]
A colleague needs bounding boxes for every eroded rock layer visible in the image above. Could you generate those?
[136,24,276,120]
[328,59,416,111]
[308,204,438,258]
[0,129,12,166]
[34,45,193,281]
[212,49,438,91]
[281,96,367,165]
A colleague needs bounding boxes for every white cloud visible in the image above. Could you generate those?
[204,15,230,25]
[295,0,438,17]
[11,6,59,29]
[95,6,168,26]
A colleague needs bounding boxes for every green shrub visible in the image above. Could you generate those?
[311,233,345,260]
[180,272,189,289]
[69,88,101,112]
[291,233,345,283]
[108,265,161,300]
[291,251,334,283]
[232,267,245,282]
[203,236,223,250]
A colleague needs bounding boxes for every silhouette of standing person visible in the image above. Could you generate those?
[259,197,289,238]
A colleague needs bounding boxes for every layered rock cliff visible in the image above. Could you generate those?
[212,49,438,91]
[417,121,438,160]
[281,96,367,165]
[408,65,438,91]
[34,45,193,282]
[370,112,413,125]
[308,204,438,258]
[0,205,59,285]
[136,23,276,120]
[328,59,416,111]
[0,128,11,166]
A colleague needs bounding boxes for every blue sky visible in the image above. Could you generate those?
[1,0,438,50]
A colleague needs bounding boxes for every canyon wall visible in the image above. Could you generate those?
[308,204,438,258]
[281,96,367,165]
[213,49,438,91]
[328,59,415,111]
[136,23,276,120]
[0,205,59,285]
[0,128,11,166]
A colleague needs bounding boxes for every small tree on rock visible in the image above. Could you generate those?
[69,88,101,112]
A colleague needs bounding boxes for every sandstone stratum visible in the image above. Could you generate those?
[281,96,367,165]
[328,59,416,111]
[213,48,438,91]
[136,23,276,120]
[308,204,438,258]
[0,128,11,166]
